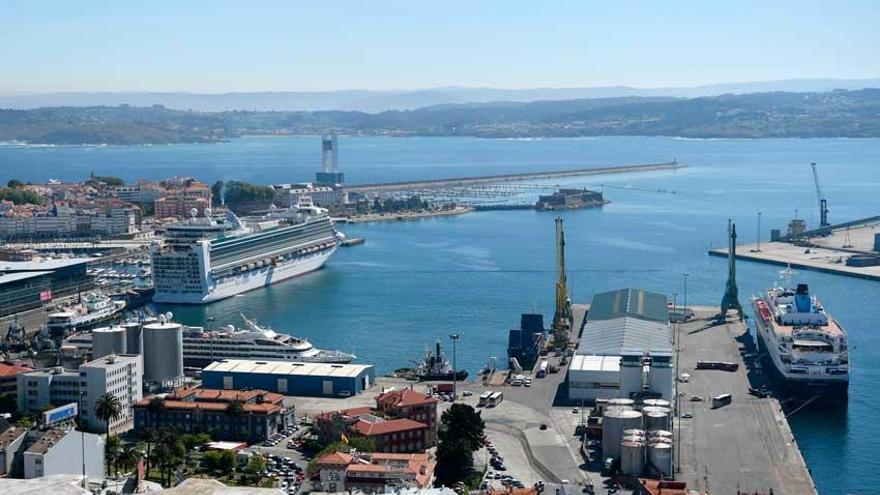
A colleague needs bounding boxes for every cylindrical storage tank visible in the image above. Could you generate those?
[643,399,671,408]
[602,409,643,461]
[92,326,127,359]
[143,321,183,383]
[606,405,633,413]
[620,439,645,476]
[647,442,673,477]
[623,428,645,439]
[122,322,143,355]
[608,398,635,408]
[645,412,670,431]
[647,429,673,441]
[642,406,671,415]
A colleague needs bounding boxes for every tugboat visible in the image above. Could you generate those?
[415,340,468,381]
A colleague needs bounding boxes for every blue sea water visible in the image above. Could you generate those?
[2,136,880,494]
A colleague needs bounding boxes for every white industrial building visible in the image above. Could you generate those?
[18,354,143,434]
[568,288,674,403]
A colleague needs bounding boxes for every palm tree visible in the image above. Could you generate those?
[105,435,122,477]
[115,444,142,475]
[154,429,185,487]
[95,394,122,475]
[142,427,158,476]
[226,400,247,440]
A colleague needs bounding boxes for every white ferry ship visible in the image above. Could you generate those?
[180,313,355,367]
[46,293,126,338]
[751,283,849,401]
[151,199,341,304]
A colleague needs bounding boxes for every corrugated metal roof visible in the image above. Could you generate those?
[569,354,621,372]
[0,258,92,273]
[202,359,372,378]
[588,288,669,323]
[577,317,672,356]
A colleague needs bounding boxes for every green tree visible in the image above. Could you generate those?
[95,394,122,473]
[154,429,186,487]
[180,432,212,451]
[434,403,486,486]
[244,454,266,485]
[219,449,238,479]
[6,179,23,188]
[202,451,223,471]
[142,427,159,475]
[348,436,376,452]
[106,434,122,476]
[0,393,17,415]
[116,444,142,475]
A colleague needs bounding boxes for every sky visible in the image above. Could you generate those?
[2,0,879,94]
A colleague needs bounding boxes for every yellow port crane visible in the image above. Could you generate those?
[552,216,573,349]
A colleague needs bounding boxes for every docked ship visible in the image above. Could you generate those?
[180,314,355,367]
[751,283,849,401]
[151,199,341,304]
[46,293,126,339]
[395,341,468,381]
[61,313,356,367]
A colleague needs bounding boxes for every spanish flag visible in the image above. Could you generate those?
[341,433,349,445]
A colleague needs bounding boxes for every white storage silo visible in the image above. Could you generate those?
[623,428,645,438]
[647,429,673,442]
[608,398,635,408]
[647,441,673,477]
[92,326,127,359]
[620,439,645,476]
[122,322,143,355]
[602,409,643,461]
[143,314,183,384]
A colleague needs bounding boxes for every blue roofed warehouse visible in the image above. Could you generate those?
[201,359,374,398]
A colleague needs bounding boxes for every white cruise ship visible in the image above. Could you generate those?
[61,313,355,367]
[751,283,849,401]
[180,313,355,367]
[151,200,341,304]
[47,293,126,339]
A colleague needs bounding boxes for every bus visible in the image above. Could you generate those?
[711,393,732,409]
[478,391,492,407]
[488,392,504,407]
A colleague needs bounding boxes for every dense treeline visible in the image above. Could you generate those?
[211,180,275,207]
[0,186,43,205]
[2,89,880,143]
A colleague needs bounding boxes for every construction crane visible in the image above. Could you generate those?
[810,162,830,227]
[551,217,573,349]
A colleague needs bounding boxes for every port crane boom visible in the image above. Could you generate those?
[810,162,830,227]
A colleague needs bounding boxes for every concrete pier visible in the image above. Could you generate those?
[709,241,880,281]
[346,161,683,194]
[676,308,816,494]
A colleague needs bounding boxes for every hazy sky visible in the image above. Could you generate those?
[3,0,879,93]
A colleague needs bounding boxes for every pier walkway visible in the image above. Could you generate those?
[676,308,816,494]
[345,161,682,194]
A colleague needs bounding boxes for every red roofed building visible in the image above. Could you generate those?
[0,362,32,395]
[316,451,435,493]
[132,387,294,443]
[375,388,439,444]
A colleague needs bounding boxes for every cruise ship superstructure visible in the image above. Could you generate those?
[180,313,355,367]
[151,200,341,304]
[751,283,849,400]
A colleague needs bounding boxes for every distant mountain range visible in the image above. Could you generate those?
[2,78,879,113]
[2,89,880,144]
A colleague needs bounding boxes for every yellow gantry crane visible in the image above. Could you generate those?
[552,217,573,349]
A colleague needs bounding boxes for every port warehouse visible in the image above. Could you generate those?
[567,288,674,402]
[201,359,375,398]
[0,258,93,317]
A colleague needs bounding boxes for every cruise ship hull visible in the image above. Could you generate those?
[753,308,849,402]
[153,247,335,304]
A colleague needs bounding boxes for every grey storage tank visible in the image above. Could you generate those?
[647,441,673,477]
[143,313,183,384]
[645,411,670,431]
[121,322,143,355]
[92,326,127,359]
[620,439,645,476]
[602,409,642,461]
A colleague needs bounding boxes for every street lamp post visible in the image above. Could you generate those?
[449,334,460,400]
